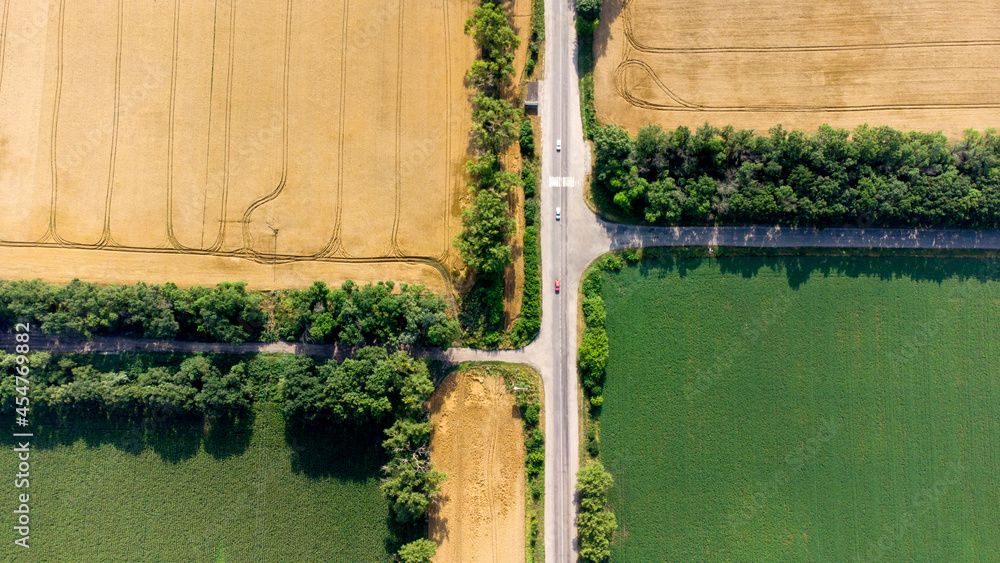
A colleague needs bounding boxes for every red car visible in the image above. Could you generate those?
[555,279,561,293]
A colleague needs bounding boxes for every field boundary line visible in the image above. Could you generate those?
[199,0,221,249]
[166,0,181,248]
[487,377,501,562]
[324,0,350,258]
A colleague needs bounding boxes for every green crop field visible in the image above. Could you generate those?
[599,255,1000,562]
[2,404,393,562]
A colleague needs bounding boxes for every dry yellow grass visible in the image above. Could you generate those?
[595,0,1000,138]
[428,370,526,563]
[0,0,478,293]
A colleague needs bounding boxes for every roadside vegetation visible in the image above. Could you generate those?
[514,115,542,347]
[576,461,617,563]
[597,254,1000,560]
[524,0,545,79]
[0,278,458,347]
[575,250,636,562]
[496,364,546,561]
[458,1,538,349]
[575,0,602,140]
[592,122,1000,228]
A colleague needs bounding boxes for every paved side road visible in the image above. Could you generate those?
[605,225,1000,252]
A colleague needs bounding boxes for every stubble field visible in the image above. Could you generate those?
[599,256,1000,561]
[0,0,476,292]
[594,0,1000,137]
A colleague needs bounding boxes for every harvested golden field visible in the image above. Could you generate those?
[595,0,1000,138]
[0,0,477,292]
[428,370,526,563]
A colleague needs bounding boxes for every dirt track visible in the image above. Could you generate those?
[594,0,1000,138]
[0,0,476,292]
[428,370,526,563]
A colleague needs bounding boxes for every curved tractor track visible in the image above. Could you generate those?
[613,0,1000,113]
[5,0,459,299]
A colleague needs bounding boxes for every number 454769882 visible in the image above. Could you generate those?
[13,323,30,416]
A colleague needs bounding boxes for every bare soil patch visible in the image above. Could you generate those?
[595,0,1000,138]
[428,369,526,562]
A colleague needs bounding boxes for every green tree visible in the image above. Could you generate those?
[381,451,447,522]
[576,0,602,21]
[196,363,252,417]
[471,93,522,154]
[139,366,198,416]
[576,461,617,562]
[396,539,437,563]
[465,2,521,93]
[520,118,535,157]
[382,418,432,454]
[455,188,515,274]
[187,282,265,344]
[279,355,323,421]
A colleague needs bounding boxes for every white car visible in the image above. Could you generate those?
[556,207,561,221]
[556,139,561,151]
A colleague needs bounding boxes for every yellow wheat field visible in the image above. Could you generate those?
[0,0,478,293]
[595,0,1000,138]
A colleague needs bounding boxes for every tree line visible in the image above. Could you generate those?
[456,2,525,348]
[593,123,1000,228]
[0,278,459,348]
[0,351,250,419]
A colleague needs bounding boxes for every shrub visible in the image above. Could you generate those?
[576,0,602,21]
[576,461,616,562]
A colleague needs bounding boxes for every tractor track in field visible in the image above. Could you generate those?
[0,0,10,100]
[615,0,1000,114]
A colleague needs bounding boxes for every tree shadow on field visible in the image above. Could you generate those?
[283,420,387,482]
[384,513,430,557]
[202,411,255,460]
[636,254,706,281]
[10,407,254,464]
[591,0,623,63]
[632,253,1000,291]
